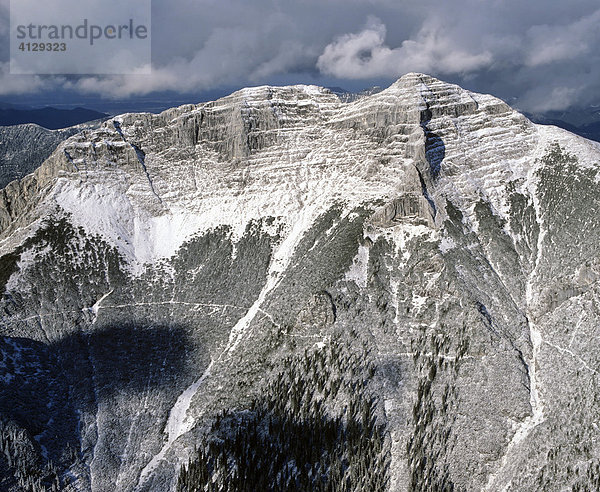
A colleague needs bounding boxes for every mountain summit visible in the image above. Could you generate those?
[0,74,599,491]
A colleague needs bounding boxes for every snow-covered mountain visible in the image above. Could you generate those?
[1,73,599,491]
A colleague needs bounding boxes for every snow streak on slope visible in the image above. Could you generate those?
[483,137,548,491]
[51,178,206,273]
[137,205,325,488]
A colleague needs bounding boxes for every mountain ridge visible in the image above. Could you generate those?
[0,73,599,491]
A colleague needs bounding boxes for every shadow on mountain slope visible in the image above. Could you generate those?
[0,322,190,485]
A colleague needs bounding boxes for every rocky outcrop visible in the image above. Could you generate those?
[370,194,433,227]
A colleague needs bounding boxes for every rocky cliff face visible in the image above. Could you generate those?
[0,73,599,491]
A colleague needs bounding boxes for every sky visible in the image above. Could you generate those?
[1,0,599,115]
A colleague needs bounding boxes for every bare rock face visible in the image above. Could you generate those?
[0,73,599,491]
[370,193,434,227]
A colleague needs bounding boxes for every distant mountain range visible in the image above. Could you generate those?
[525,112,600,143]
[0,104,108,130]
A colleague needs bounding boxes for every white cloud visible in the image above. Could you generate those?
[317,16,493,78]
[524,9,600,67]
[0,62,48,95]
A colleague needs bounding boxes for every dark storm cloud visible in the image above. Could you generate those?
[1,0,599,111]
